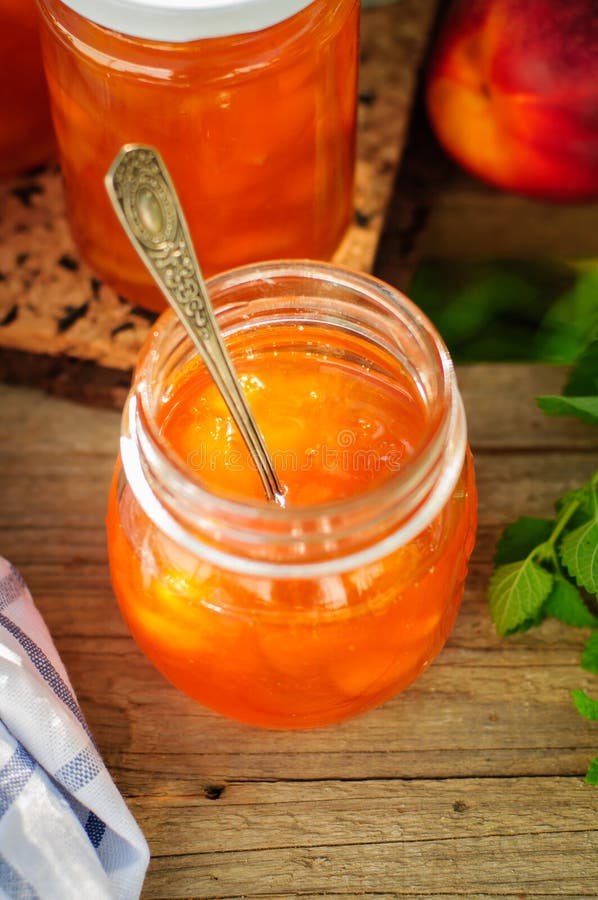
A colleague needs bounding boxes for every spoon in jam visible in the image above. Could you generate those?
[106,144,285,505]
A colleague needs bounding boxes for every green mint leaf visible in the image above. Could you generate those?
[536,395,598,426]
[582,631,598,676]
[572,689,598,720]
[561,520,598,595]
[544,577,598,628]
[489,560,553,637]
[493,517,554,565]
[585,755,598,785]
[533,267,598,363]
[564,338,598,397]
[555,484,596,527]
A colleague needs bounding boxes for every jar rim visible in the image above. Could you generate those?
[122,261,468,577]
[51,0,316,41]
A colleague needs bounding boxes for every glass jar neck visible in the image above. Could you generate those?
[44,0,318,42]
[41,0,357,87]
[121,262,467,578]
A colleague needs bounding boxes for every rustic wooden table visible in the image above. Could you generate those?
[1,364,597,898]
[2,0,598,893]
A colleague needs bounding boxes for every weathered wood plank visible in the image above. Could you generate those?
[459,364,598,452]
[130,778,598,898]
[419,169,598,262]
[130,774,597,851]
[133,779,598,898]
[141,836,596,899]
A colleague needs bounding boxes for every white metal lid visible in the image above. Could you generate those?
[60,0,316,42]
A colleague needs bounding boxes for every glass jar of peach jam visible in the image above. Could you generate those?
[1,0,55,177]
[35,0,359,310]
[106,262,477,729]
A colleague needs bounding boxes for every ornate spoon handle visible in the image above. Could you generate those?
[106,144,284,504]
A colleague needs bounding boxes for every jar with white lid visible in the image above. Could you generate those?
[106,261,478,729]
[36,0,359,310]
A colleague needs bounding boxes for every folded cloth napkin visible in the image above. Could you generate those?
[0,557,149,899]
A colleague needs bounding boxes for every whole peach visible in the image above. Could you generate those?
[426,0,598,201]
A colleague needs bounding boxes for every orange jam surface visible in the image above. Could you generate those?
[0,1,55,176]
[160,347,428,507]
[107,327,477,728]
[38,0,359,309]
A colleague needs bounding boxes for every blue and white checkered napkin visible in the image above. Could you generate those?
[0,557,149,899]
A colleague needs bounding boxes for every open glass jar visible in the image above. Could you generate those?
[1,0,55,177]
[106,262,477,729]
[36,0,359,310]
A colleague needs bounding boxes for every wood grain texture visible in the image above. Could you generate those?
[1,364,597,897]
[418,170,598,262]
[0,0,439,406]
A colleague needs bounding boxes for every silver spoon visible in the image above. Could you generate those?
[105,144,284,505]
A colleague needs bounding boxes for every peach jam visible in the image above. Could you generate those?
[36,0,359,310]
[1,0,55,176]
[106,262,477,729]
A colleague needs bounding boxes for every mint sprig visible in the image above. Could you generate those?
[489,558,554,637]
[489,493,593,636]
[488,340,598,785]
